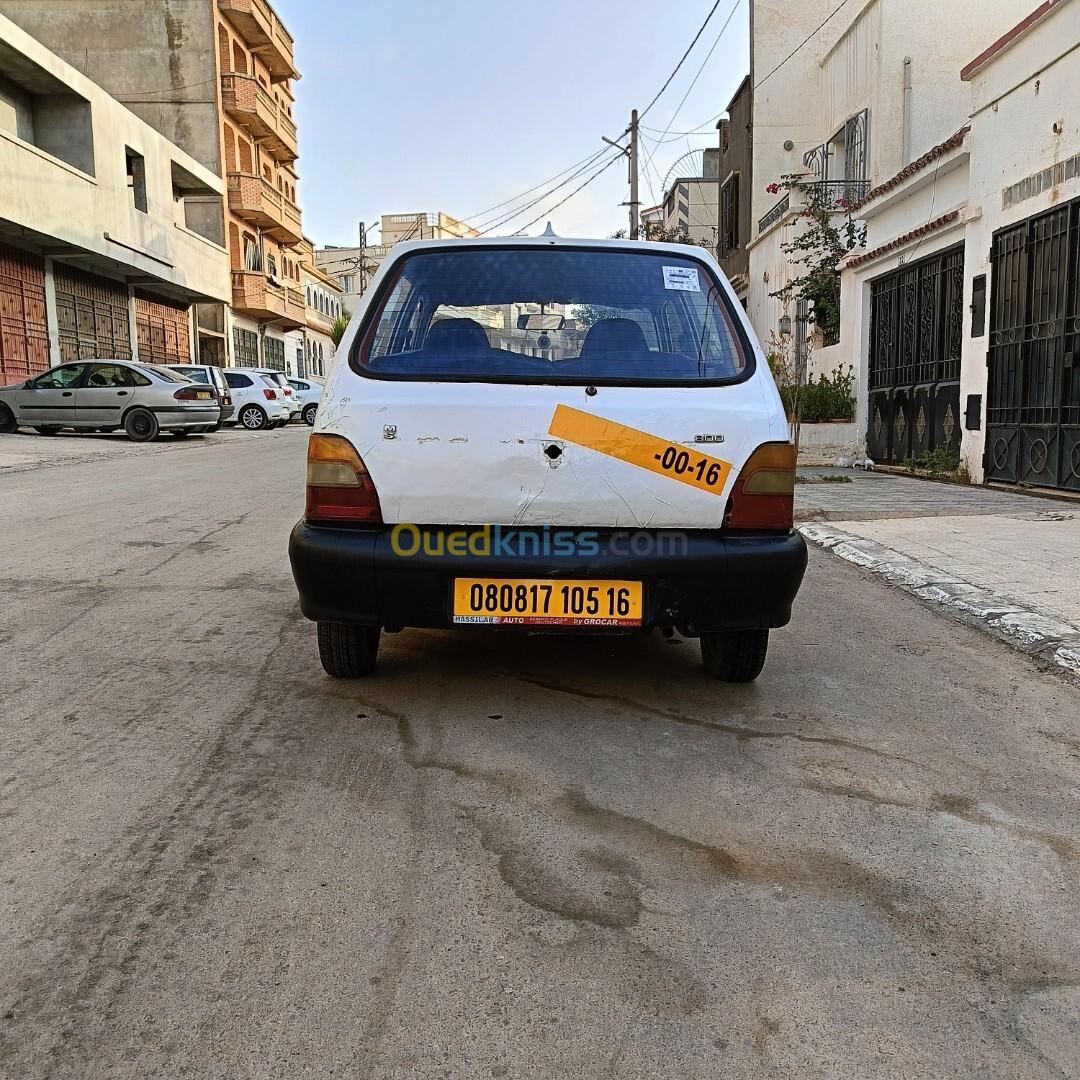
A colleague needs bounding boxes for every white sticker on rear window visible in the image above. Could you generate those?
[663,266,700,292]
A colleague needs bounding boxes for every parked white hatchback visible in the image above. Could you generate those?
[250,369,300,421]
[223,369,289,431]
[290,236,806,682]
[289,377,323,425]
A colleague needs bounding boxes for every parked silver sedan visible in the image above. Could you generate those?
[0,360,220,442]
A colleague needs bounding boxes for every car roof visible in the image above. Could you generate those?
[380,234,723,263]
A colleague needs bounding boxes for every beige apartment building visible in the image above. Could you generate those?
[0,12,229,384]
[283,237,344,379]
[0,0,306,370]
[316,212,481,309]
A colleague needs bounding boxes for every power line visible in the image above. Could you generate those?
[478,149,620,235]
[638,0,727,121]
[461,146,615,224]
[503,153,626,237]
[645,0,742,191]
[640,112,723,137]
[753,0,852,90]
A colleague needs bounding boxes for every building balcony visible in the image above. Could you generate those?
[232,270,305,328]
[756,179,871,235]
[227,171,303,246]
[220,73,298,163]
[217,0,299,83]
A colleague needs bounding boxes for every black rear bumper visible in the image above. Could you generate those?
[289,523,807,633]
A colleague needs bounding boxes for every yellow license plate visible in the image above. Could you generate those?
[196,390,212,399]
[453,578,642,627]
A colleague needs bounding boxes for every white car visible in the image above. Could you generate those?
[250,369,300,421]
[223,369,289,431]
[289,236,806,682]
[288,377,323,426]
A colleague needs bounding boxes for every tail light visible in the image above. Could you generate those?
[723,442,796,531]
[284,388,295,397]
[263,388,277,400]
[174,386,215,401]
[306,433,382,524]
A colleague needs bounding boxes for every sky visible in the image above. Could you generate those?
[278,0,751,248]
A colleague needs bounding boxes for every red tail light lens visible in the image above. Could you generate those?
[263,388,277,400]
[723,442,796,531]
[174,386,214,400]
[306,434,383,524]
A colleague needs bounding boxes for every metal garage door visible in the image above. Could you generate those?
[866,245,964,465]
[986,195,1080,491]
[135,294,191,365]
[53,265,132,363]
[0,244,50,386]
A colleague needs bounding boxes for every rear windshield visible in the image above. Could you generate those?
[172,367,210,384]
[139,364,188,383]
[353,247,750,384]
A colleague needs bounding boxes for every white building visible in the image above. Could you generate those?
[746,0,1020,388]
[315,211,481,308]
[833,0,1080,491]
[0,12,229,384]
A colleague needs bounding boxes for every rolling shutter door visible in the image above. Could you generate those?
[135,295,191,365]
[53,265,132,362]
[0,244,49,386]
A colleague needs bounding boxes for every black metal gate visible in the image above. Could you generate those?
[986,196,1080,491]
[867,245,964,464]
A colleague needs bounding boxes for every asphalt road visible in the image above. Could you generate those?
[2,427,1079,1079]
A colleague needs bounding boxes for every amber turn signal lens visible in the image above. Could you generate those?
[723,442,796,530]
[305,434,383,524]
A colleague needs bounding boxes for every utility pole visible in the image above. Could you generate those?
[602,109,641,239]
[358,221,368,294]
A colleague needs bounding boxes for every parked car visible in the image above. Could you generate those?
[222,369,289,431]
[288,377,323,425]
[250,368,300,421]
[0,359,219,441]
[289,236,807,682]
[165,363,234,428]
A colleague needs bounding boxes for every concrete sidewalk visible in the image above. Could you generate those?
[796,469,1080,677]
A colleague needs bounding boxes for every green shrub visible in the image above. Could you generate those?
[782,365,855,423]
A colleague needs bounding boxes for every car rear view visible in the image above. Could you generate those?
[290,237,806,681]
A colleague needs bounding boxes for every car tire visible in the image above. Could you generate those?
[124,408,159,443]
[172,429,190,437]
[700,629,769,682]
[212,421,224,432]
[34,426,60,435]
[303,404,318,426]
[0,404,17,434]
[317,622,381,678]
[238,404,268,431]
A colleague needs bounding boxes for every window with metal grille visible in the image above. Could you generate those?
[232,327,259,366]
[262,335,285,371]
[720,174,739,256]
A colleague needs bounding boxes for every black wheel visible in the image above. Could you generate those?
[303,404,318,426]
[124,408,159,443]
[212,420,224,432]
[317,622,381,678]
[700,629,769,682]
[0,404,17,434]
[172,429,190,437]
[34,426,60,435]
[238,404,268,431]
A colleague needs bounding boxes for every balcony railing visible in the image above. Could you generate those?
[227,172,303,245]
[232,270,305,326]
[218,0,299,82]
[758,194,789,234]
[757,179,870,235]
[220,73,298,163]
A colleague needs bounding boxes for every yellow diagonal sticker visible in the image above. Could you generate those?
[548,405,732,497]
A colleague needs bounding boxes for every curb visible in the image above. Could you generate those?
[799,522,1080,680]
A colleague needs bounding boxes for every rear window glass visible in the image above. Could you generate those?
[172,367,210,384]
[139,364,188,383]
[354,248,749,384]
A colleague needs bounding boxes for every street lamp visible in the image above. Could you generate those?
[778,314,792,337]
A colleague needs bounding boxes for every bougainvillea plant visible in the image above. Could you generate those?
[767,175,867,341]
